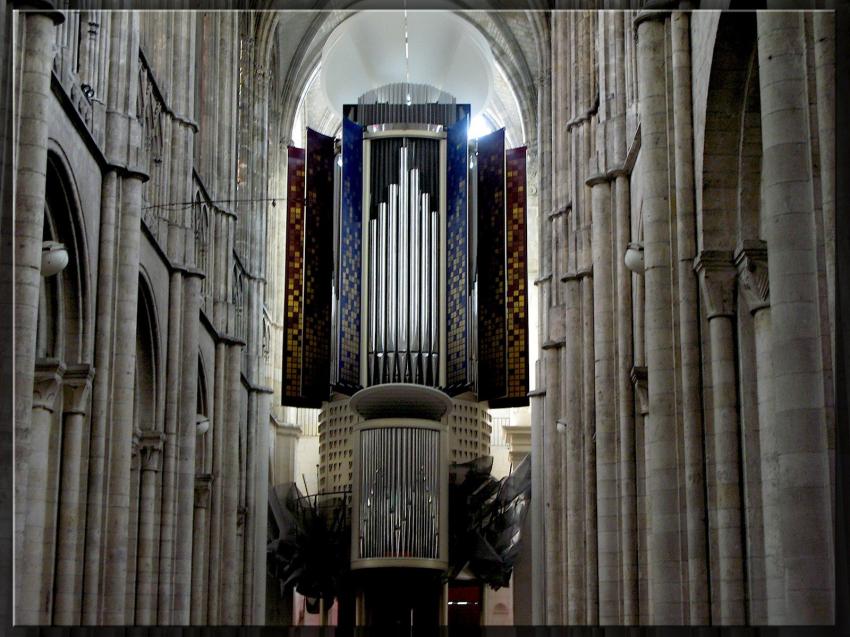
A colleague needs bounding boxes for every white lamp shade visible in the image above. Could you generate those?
[41,241,69,277]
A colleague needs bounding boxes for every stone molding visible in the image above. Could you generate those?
[585,172,611,187]
[33,359,66,412]
[139,431,166,472]
[694,250,736,319]
[630,366,649,416]
[734,240,770,314]
[62,363,94,415]
[561,267,593,283]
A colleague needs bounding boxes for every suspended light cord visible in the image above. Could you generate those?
[404,4,411,105]
[142,196,286,212]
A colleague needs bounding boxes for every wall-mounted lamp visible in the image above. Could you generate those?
[624,241,645,274]
[196,414,210,435]
[41,241,69,277]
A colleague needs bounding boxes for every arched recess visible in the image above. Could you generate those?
[196,353,211,474]
[699,12,760,252]
[134,270,161,435]
[37,147,92,365]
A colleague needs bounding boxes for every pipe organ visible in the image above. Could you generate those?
[280,84,528,612]
[282,87,529,408]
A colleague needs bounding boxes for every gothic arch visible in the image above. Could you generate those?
[135,269,161,434]
[699,12,760,252]
[38,145,92,365]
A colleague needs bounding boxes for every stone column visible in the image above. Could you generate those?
[221,340,244,624]
[251,387,273,624]
[190,473,213,625]
[53,364,94,625]
[157,271,183,625]
[587,172,618,623]
[83,168,119,623]
[206,340,227,622]
[757,12,834,624]
[670,10,709,625]
[101,172,145,625]
[172,269,203,625]
[13,10,62,615]
[634,10,684,624]
[19,359,65,624]
[736,242,777,623]
[611,169,637,625]
[529,388,546,625]
[135,431,165,625]
[541,340,562,624]
[563,273,585,623]
[813,12,834,363]
[695,251,745,624]
[580,269,597,624]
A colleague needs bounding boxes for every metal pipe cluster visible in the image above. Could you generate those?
[358,427,440,559]
[367,142,440,386]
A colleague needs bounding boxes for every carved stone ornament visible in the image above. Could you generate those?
[735,240,769,314]
[630,365,649,416]
[33,359,66,412]
[139,431,166,472]
[62,363,94,416]
[694,251,736,319]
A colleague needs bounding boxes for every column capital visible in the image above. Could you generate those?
[33,359,66,412]
[139,431,166,472]
[630,366,649,416]
[62,363,94,415]
[734,240,770,314]
[694,250,736,319]
[194,473,214,509]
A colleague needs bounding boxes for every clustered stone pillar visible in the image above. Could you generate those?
[101,172,144,625]
[20,360,65,624]
[172,269,203,623]
[588,172,618,624]
[563,273,584,624]
[670,10,710,624]
[53,364,94,624]
[135,431,165,625]
[736,242,777,622]
[756,11,834,624]
[634,10,684,624]
[13,10,63,622]
[695,252,745,624]
[541,341,562,624]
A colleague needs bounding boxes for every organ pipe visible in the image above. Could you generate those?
[366,140,441,386]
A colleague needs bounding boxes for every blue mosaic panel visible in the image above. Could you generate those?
[337,118,363,392]
[445,114,469,393]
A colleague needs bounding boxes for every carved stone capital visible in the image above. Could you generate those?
[194,473,213,509]
[33,359,66,412]
[139,431,166,472]
[630,366,649,416]
[694,251,736,319]
[62,363,94,416]
[734,240,770,314]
